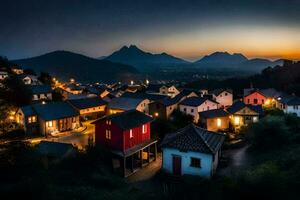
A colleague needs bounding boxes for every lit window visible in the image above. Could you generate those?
[234,117,240,125]
[217,118,221,127]
[106,120,111,125]
[154,112,159,117]
[190,157,201,168]
[130,129,133,138]
[142,124,146,134]
[105,130,111,139]
[253,116,258,122]
[47,121,53,127]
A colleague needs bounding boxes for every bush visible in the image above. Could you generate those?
[244,116,290,151]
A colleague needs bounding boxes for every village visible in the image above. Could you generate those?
[1,58,300,178]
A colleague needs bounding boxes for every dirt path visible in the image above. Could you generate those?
[127,154,162,183]
[218,145,250,176]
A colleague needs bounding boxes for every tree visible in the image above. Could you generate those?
[38,72,54,86]
[1,75,32,106]
[244,116,290,151]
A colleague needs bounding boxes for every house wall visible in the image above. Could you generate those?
[33,93,52,101]
[16,109,39,134]
[136,99,151,114]
[215,91,233,107]
[244,92,267,105]
[204,116,230,132]
[79,105,106,115]
[179,105,199,122]
[149,102,167,119]
[41,116,80,136]
[95,120,124,151]
[284,105,300,117]
[162,148,214,178]
[179,100,219,122]
[123,122,151,150]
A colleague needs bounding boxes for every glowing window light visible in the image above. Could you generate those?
[234,117,240,125]
[217,118,222,127]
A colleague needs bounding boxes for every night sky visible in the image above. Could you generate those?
[1,0,300,60]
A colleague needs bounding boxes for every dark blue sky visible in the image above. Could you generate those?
[1,0,300,60]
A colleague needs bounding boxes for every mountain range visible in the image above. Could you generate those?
[103,46,283,72]
[104,45,189,70]
[11,46,284,83]
[13,51,138,83]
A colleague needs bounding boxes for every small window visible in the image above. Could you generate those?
[105,130,111,139]
[130,129,133,138]
[225,93,228,96]
[191,109,194,113]
[261,99,264,104]
[47,121,53,127]
[190,157,201,168]
[183,108,187,112]
[247,99,250,104]
[142,124,146,134]
[254,99,258,104]
[106,120,111,125]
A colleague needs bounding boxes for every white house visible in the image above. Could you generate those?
[179,97,219,122]
[210,89,233,107]
[159,85,180,97]
[161,124,225,178]
[19,74,41,85]
[29,85,53,101]
[280,96,300,117]
[0,71,9,80]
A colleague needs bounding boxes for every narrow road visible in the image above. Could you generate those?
[218,145,250,176]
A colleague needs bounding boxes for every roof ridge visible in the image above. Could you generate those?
[192,125,214,154]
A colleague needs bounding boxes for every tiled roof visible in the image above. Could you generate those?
[199,108,229,118]
[158,90,198,106]
[226,100,263,115]
[180,97,215,107]
[32,101,79,120]
[122,92,167,101]
[68,97,107,109]
[93,109,153,130]
[20,105,36,116]
[211,89,233,96]
[161,124,225,154]
[108,97,146,110]
[226,101,246,114]
[29,85,52,94]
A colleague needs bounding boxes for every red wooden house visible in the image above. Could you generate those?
[92,109,157,177]
[243,90,267,105]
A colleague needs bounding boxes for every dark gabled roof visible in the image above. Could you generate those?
[108,97,146,110]
[180,96,216,107]
[249,105,264,115]
[161,124,225,154]
[159,90,198,106]
[68,97,107,110]
[92,109,154,130]
[199,108,229,119]
[226,100,263,115]
[243,89,267,98]
[29,85,52,94]
[285,97,300,106]
[122,92,167,101]
[226,101,246,114]
[211,89,232,96]
[179,97,206,107]
[146,84,162,93]
[20,105,36,116]
[32,101,79,120]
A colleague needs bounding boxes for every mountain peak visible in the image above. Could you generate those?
[105,45,188,69]
[196,51,248,64]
